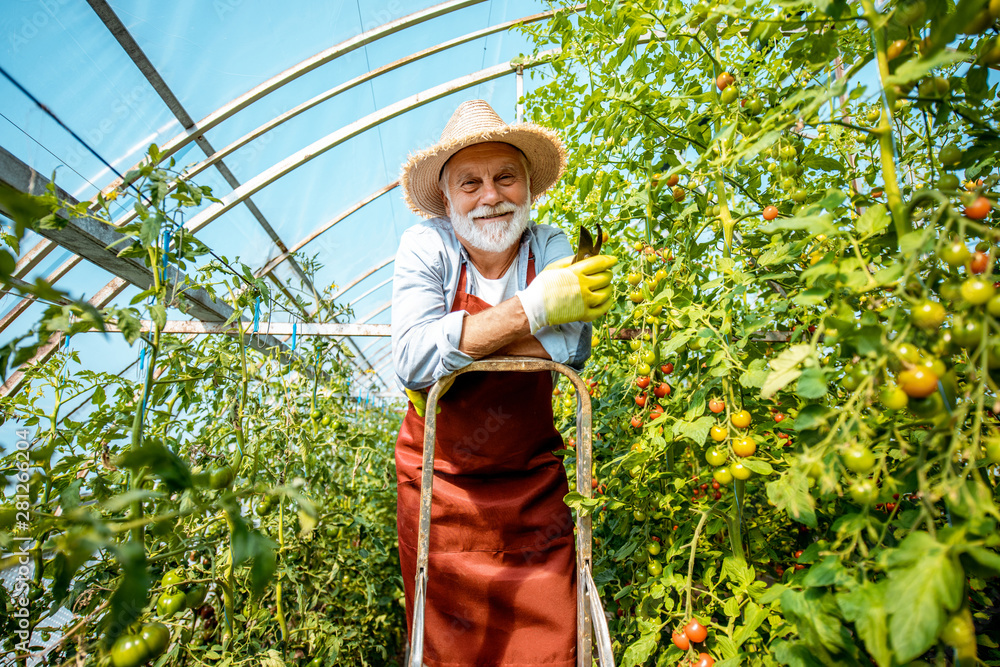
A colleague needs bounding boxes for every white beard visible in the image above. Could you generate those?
[448,199,532,253]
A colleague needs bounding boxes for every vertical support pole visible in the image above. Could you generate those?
[516,65,525,123]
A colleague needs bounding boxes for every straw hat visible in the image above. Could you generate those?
[400,99,566,219]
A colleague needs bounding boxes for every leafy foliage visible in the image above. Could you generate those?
[533,0,1000,663]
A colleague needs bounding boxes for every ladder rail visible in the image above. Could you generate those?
[407,356,615,666]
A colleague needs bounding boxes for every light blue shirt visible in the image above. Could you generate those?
[391,218,592,391]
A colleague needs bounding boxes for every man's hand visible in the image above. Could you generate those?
[404,387,446,418]
[516,254,617,333]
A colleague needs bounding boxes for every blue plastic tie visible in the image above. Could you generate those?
[291,322,297,352]
[63,334,70,349]
[162,228,171,281]
[252,297,260,332]
[139,347,145,371]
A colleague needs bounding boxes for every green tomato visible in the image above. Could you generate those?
[110,635,150,667]
[209,465,235,490]
[310,410,321,420]
[939,608,975,649]
[160,568,185,589]
[647,541,661,556]
[185,585,207,609]
[938,173,961,190]
[720,86,739,105]
[952,318,984,348]
[842,446,876,474]
[908,392,944,418]
[637,363,652,376]
[849,480,878,505]
[705,447,727,467]
[911,300,946,330]
[642,349,656,365]
[157,591,187,617]
[987,293,1000,317]
[961,277,995,305]
[140,622,170,657]
[729,461,751,481]
[985,438,1000,464]
[713,467,734,486]
[633,509,647,522]
[647,559,663,576]
[938,143,963,167]
[940,241,972,267]
[880,385,909,410]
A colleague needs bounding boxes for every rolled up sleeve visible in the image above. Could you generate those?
[391,231,474,390]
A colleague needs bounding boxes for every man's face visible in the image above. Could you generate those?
[440,142,532,253]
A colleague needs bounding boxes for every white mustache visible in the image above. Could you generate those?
[470,202,517,220]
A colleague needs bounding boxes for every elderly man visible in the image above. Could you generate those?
[392,99,615,666]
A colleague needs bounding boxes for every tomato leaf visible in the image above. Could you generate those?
[885,532,965,662]
[779,588,853,656]
[766,472,817,527]
[742,459,774,475]
[761,344,813,399]
[855,204,890,238]
[620,630,658,667]
[103,541,150,648]
[673,415,715,444]
[837,580,892,667]
[795,367,828,399]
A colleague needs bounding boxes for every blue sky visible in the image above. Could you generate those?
[0,0,557,414]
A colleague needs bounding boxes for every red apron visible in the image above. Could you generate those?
[395,255,577,667]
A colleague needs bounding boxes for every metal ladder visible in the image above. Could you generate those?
[406,356,615,667]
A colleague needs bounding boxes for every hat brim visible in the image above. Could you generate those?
[400,124,566,219]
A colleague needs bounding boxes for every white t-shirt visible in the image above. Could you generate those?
[466,256,520,306]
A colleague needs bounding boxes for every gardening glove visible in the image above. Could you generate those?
[404,386,447,418]
[517,254,617,334]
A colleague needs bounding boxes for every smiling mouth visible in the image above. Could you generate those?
[476,212,511,222]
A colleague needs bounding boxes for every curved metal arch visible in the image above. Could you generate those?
[98,0,488,195]
[255,183,398,279]
[182,51,558,234]
[357,300,391,325]
[331,256,395,302]
[180,8,568,187]
[347,276,393,309]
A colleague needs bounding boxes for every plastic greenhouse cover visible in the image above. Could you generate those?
[0,0,554,431]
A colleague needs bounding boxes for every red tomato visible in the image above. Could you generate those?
[650,404,665,419]
[708,399,725,413]
[636,376,651,389]
[694,653,715,667]
[684,619,708,643]
[965,196,992,220]
[672,630,690,650]
[970,250,989,274]
[774,412,785,422]
[630,415,643,428]
[661,363,674,374]
[654,382,671,398]
[762,205,779,221]
[716,72,735,90]
[635,393,648,407]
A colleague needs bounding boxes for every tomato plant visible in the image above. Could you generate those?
[530,0,1000,661]
[0,154,405,664]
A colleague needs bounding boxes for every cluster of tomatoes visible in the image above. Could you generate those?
[671,618,715,666]
[629,362,673,428]
[704,405,756,485]
[109,622,170,667]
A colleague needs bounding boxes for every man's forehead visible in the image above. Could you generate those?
[447,143,524,172]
